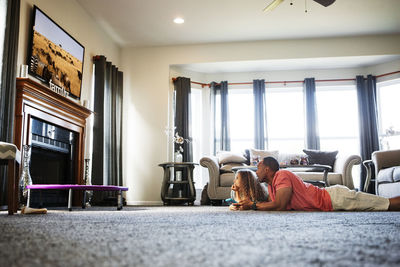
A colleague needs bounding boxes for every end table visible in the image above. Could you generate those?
[158,162,197,205]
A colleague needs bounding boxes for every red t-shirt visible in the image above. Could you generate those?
[268,170,333,211]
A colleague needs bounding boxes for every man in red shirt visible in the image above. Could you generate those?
[234,157,400,211]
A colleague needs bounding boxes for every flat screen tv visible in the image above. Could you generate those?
[28,6,85,100]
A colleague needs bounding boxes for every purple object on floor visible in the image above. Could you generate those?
[26,184,128,211]
[27,184,128,191]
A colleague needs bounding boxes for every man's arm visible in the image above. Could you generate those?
[235,187,292,211]
[258,187,292,211]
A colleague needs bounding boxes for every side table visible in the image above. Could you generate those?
[158,162,197,205]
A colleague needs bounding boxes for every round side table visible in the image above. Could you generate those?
[158,162,198,205]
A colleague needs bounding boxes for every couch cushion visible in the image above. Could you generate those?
[377,166,400,184]
[395,168,400,183]
[303,149,338,171]
[249,148,279,166]
[377,182,400,198]
[220,172,235,187]
[220,163,246,173]
[296,172,343,186]
[217,151,247,165]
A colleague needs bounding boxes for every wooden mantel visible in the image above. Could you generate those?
[14,78,92,188]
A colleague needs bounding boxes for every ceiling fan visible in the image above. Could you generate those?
[263,0,336,12]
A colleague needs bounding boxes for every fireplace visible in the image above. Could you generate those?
[14,78,91,208]
[29,118,77,207]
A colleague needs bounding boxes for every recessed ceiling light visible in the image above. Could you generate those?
[173,17,184,24]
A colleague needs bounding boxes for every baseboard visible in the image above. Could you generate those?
[126,201,163,206]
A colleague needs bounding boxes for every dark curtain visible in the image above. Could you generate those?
[304,78,320,150]
[253,79,266,149]
[210,82,217,154]
[174,77,193,162]
[357,75,380,191]
[92,56,123,202]
[220,81,230,151]
[211,81,230,152]
[0,0,20,209]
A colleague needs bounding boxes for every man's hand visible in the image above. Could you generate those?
[229,204,239,211]
[233,199,253,210]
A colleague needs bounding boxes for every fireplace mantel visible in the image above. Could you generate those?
[14,78,92,189]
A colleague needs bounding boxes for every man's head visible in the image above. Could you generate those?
[256,157,280,184]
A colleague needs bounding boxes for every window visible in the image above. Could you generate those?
[214,93,221,152]
[228,89,254,152]
[266,87,305,153]
[316,85,360,188]
[316,85,360,154]
[214,88,254,153]
[191,88,203,188]
[377,79,400,150]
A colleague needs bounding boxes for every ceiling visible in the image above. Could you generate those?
[77,0,400,47]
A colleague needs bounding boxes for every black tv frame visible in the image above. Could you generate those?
[27,5,85,100]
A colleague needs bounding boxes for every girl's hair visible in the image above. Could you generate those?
[236,170,266,202]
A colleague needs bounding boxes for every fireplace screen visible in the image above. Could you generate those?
[29,118,77,207]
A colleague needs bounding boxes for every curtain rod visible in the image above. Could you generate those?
[172,70,400,88]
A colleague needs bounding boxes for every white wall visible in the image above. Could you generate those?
[121,34,400,205]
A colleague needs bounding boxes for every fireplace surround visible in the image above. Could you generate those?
[14,78,91,208]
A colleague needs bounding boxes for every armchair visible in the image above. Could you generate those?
[368,149,400,198]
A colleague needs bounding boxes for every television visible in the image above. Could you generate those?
[28,6,85,100]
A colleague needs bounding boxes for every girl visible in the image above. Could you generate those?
[229,170,269,211]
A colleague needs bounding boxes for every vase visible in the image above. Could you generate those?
[19,145,33,206]
[84,158,93,207]
[174,151,183,163]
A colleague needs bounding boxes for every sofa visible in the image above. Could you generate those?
[371,149,400,198]
[200,149,362,202]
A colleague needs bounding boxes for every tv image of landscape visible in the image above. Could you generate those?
[29,6,84,99]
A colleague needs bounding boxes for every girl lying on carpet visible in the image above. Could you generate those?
[228,170,268,211]
[232,157,400,211]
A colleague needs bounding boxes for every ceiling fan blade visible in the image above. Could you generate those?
[313,0,336,7]
[263,0,285,12]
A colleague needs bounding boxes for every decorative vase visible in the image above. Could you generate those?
[19,145,33,206]
[84,158,93,207]
[174,151,183,163]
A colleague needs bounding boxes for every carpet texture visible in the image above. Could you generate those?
[1,206,400,266]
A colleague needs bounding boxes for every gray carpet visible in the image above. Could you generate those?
[1,206,400,267]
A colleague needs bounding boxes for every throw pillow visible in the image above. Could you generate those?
[278,153,306,165]
[302,149,338,171]
[217,151,247,165]
[249,148,279,166]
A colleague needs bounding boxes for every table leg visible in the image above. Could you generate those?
[7,160,15,215]
[68,188,72,211]
[26,189,31,208]
[187,166,196,202]
[117,190,122,210]
[82,190,87,209]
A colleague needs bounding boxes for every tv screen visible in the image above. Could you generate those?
[28,6,85,100]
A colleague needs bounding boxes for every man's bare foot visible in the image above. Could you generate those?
[388,196,400,211]
[21,206,47,214]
